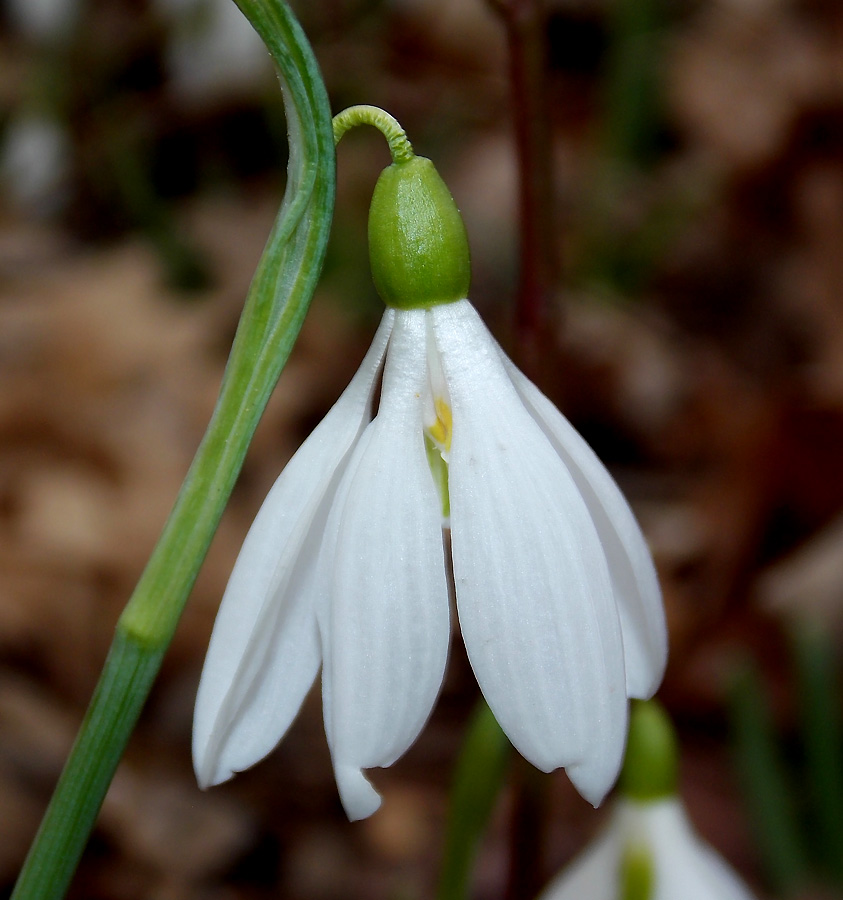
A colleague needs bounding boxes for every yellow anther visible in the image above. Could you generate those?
[426,397,452,452]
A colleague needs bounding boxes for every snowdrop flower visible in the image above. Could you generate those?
[194,108,667,821]
[540,700,757,900]
[541,799,758,900]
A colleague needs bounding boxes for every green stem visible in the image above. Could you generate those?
[602,0,663,171]
[11,3,335,898]
[792,621,843,884]
[332,105,415,164]
[437,699,511,900]
[729,661,808,896]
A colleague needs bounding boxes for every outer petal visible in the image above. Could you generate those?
[433,300,627,805]
[318,309,451,821]
[501,358,667,699]
[193,310,395,788]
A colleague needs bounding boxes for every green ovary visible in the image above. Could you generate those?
[619,841,655,900]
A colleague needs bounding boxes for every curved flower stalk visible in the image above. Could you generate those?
[194,108,668,821]
[539,701,757,900]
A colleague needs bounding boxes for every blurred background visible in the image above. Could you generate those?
[2,0,843,898]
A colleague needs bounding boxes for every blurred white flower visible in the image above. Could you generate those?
[6,0,77,42]
[154,0,270,101]
[539,797,757,900]
[1,114,70,215]
[193,297,666,820]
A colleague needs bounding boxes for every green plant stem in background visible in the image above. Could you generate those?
[11,3,335,898]
[437,699,512,900]
[602,0,663,171]
[729,661,809,897]
[575,0,680,299]
[792,621,843,885]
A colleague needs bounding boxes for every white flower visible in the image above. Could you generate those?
[1,114,70,215]
[193,298,667,820]
[6,0,77,42]
[539,797,757,900]
[154,0,269,101]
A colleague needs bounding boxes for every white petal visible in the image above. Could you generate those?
[193,310,395,787]
[501,357,667,699]
[432,300,627,805]
[318,309,451,821]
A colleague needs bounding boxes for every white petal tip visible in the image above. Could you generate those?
[568,771,611,809]
[193,749,236,791]
[628,668,666,703]
[566,751,624,808]
[336,764,383,821]
[194,768,223,791]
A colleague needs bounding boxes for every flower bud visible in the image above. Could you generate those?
[368,156,471,309]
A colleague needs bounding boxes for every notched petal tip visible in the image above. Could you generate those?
[336,764,383,821]
[193,742,237,791]
[564,700,629,808]
[567,763,615,809]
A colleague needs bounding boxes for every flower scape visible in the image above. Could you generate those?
[193,116,668,821]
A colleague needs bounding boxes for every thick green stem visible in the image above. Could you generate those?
[11,3,335,898]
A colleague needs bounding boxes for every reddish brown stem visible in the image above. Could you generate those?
[492,0,558,373]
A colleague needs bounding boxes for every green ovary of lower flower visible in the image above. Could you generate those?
[620,841,656,900]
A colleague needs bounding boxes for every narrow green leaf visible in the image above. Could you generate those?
[602,0,664,171]
[729,660,809,896]
[11,633,165,899]
[792,620,843,885]
[437,699,512,900]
